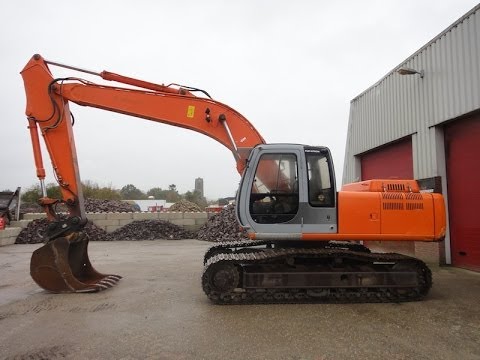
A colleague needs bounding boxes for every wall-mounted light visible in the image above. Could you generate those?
[397,67,424,78]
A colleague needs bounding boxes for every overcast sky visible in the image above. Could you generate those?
[1,0,478,200]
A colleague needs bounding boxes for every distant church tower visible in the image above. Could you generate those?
[195,177,204,197]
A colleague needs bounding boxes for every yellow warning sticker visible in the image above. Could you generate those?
[187,105,195,118]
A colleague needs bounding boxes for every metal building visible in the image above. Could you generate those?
[343,4,480,271]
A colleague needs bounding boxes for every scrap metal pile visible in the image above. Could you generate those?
[20,198,139,215]
[15,218,194,244]
[15,201,245,244]
[84,198,138,213]
[168,200,202,212]
[197,205,248,242]
[15,218,106,244]
[103,220,194,241]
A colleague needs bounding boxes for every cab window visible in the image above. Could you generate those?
[249,153,299,224]
[306,150,334,207]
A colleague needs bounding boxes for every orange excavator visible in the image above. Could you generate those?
[21,54,446,303]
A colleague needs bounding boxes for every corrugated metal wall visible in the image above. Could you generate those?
[343,4,480,184]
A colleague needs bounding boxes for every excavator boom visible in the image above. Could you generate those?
[21,54,265,293]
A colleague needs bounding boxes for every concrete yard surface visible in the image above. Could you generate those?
[0,240,479,360]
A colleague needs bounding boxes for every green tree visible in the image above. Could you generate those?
[46,183,61,199]
[21,185,41,204]
[20,183,62,203]
[120,184,146,200]
[146,187,168,200]
[166,184,181,203]
[185,190,207,208]
[82,180,121,200]
[21,181,122,203]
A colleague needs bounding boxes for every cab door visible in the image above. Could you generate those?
[237,146,303,236]
[301,147,337,234]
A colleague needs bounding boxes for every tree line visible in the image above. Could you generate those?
[19,181,208,208]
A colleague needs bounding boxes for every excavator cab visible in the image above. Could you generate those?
[236,144,338,239]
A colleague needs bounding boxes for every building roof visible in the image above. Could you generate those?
[352,3,480,102]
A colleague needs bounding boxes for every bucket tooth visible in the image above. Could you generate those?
[30,232,121,293]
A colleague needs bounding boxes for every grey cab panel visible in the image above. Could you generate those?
[236,144,338,237]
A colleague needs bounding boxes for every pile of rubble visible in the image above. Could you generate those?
[15,219,46,244]
[103,220,195,241]
[15,200,246,244]
[84,198,138,213]
[15,219,194,244]
[15,218,107,244]
[19,202,43,214]
[168,200,202,212]
[19,198,139,214]
[197,205,248,242]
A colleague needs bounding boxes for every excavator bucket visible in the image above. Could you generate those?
[30,232,121,293]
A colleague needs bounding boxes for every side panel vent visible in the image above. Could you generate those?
[405,193,423,200]
[386,183,406,192]
[406,203,424,210]
[383,202,404,210]
[382,193,404,200]
[382,192,425,211]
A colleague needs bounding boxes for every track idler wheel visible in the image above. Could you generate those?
[30,232,121,293]
[202,261,240,303]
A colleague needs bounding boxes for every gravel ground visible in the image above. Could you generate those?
[0,240,479,360]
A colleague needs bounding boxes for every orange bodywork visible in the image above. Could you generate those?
[335,190,445,241]
[305,180,446,242]
[305,184,446,242]
[340,179,420,193]
[336,179,446,241]
[251,180,446,243]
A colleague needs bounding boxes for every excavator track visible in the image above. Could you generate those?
[204,240,269,265]
[202,244,431,304]
[203,240,371,265]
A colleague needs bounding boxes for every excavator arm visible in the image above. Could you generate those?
[20,54,265,293]
[22,54,265,221]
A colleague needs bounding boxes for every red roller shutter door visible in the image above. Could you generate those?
[361,138,414,180]
[360,138,414,255]
[445,115,480,271]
